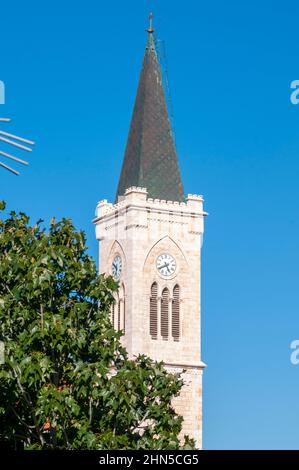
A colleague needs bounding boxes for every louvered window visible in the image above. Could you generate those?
[172,285,180,341]
[150,283,158,339]
[161,288,169,340]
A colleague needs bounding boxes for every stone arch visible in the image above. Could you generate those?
[108,240,126,266]
[142,235,188,273]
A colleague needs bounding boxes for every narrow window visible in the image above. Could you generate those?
[111,302,115,327]
[123,298,126,334]
[118,301,121,331]
[150,283,158,339]
[161,288,169,340]
[172,285,180,341]
[118,283,125,333]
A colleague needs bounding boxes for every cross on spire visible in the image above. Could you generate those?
[146,12,154,34]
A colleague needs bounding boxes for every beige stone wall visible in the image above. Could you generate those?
[169,366,203,449]
[94,187,206,449]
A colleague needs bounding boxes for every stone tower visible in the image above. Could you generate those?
[94,17,207,449]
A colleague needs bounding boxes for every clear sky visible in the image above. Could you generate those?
[1,0,299,450]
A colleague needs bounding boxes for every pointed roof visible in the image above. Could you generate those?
[115,20,184,202]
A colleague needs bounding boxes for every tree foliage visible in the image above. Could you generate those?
[0,202,194,450]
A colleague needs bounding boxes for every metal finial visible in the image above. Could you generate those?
[146,12,154,34]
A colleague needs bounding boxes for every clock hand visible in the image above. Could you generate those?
[159,263,169,270]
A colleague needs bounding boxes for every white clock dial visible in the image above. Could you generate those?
[156,253,176,277]
[112,255,122,280]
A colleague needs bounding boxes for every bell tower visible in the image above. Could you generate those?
[94,15,207,449]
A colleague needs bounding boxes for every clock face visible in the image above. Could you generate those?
[112,255,122,280]
[156,253,176,277]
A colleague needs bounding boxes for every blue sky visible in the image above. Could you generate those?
[1,0,299,449]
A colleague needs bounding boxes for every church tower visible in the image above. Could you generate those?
[94,15,207,449]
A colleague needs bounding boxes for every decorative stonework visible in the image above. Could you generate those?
[94,187,206,448]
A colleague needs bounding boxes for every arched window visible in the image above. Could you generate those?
[150,282,158,339]
[172,285,180,341]
[111,291,124,332]
[161,288,169,340]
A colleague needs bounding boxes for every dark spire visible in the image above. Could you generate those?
[115,14,184,202]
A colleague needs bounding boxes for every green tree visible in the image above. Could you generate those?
[0,202,194,450]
